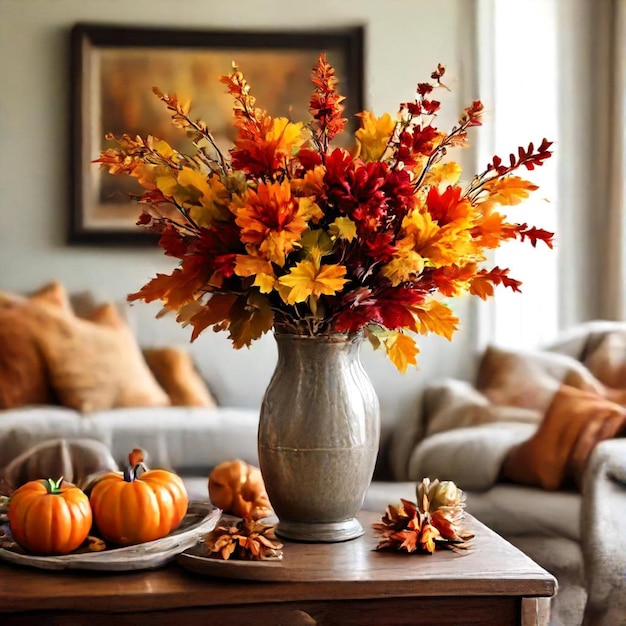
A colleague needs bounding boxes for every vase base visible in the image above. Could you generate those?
[275,517,364,543]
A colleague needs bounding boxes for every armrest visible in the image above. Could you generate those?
[407,422,536,491]
[581,439,626,624]
[388,378,512,481]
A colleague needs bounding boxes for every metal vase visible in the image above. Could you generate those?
[258,332,380,542]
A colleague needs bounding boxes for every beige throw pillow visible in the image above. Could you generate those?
[35,301,170,412]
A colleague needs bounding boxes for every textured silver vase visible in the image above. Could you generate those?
[258,332,380,542]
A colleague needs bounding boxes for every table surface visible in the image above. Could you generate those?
[0,511,556,615]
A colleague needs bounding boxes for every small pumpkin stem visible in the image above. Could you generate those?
[122,463,147,482]
[46,477,64,494]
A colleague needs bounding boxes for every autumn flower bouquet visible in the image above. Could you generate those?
[97,56,553,372]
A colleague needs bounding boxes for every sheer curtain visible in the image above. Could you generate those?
[602,0,626,320]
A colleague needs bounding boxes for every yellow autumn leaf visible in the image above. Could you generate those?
[401,209,440,247]
[329,216,357,242]
[278,260,348,304]
[384,332,419,374]
[355,111,395,162]
[150,138,176,159]
[253,273,277,293]
[154,168,180,197]
[423,161,462,187]
[177,166,212,198]
[419,225,478,268]
[131,163,158,189]
[299,229,334,263]
[267,117,307,155]
[381,247,425,286]
[234,254,276,293]
[297,197,324,223]
[190,175,231,227]
[413,300,459,340]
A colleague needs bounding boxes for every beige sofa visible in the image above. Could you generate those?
[1,282,624,625]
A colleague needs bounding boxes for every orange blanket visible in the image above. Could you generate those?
[502,385,626,490]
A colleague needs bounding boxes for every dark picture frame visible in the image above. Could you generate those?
[69,23,365,245]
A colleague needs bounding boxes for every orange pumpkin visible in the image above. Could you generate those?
[8,477,92,555]
[89,451,188,546]
[208,459,273,520]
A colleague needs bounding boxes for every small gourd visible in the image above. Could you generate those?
[8,477,92,555]
[89,449,188,546]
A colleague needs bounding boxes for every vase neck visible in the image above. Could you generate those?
[272,332,363,364]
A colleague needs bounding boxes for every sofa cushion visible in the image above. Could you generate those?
[584,329,626,391]
[35,300,170,412]
[477,345,606,412]
[464,484,581,542]
[82,406,260,470]
[143,347,217,407]
[0,406,88,468]
[408,422,537,491]
[0,405,260,474]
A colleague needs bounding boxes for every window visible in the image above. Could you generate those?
[475,0,560,349]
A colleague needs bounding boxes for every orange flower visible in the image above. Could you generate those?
[234,180,322,266]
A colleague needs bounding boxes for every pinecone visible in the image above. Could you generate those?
[373,499,442,554]
[416,478,472,544]
[373,479,474,555]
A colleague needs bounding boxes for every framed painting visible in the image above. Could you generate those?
[69,23,364,245]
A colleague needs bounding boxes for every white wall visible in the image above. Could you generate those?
[0,0,501,429]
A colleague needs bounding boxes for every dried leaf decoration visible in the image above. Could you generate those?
[96,57,554,370]
[373,478,474,554]
[204,518,283,561]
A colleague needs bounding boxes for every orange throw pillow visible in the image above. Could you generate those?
[502,385,626,490]
[0,282,71,409]
[143,347,217,407]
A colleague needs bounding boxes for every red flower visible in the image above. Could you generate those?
[334,283,426,333]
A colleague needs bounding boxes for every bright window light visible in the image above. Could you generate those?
[476,0,560,349]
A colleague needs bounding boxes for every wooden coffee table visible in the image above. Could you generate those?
[0,511,556,625]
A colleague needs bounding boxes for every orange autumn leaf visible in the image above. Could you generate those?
[478,175,539,211]
[471,212,517,248]
[469,267,522,300]
[413,300,458,340]
[385,332,419,374]
[227,291,274,349]
[187,293,239,341]
[128,267,208,312]
[419,522,440,554]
